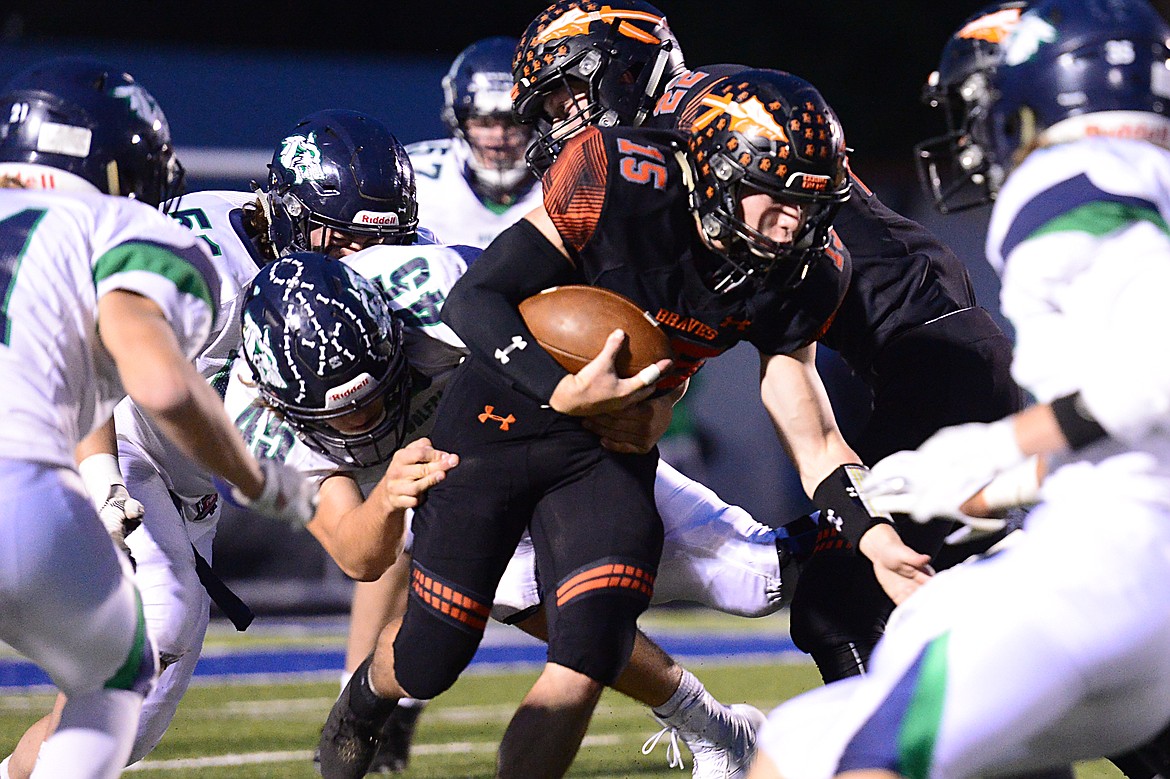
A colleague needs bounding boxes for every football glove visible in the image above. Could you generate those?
[78,453,143,566]
[217,459,317,527]
[862,418,1024,542]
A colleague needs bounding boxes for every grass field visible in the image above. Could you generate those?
[0,611,1126,778]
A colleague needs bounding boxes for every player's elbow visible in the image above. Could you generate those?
[339,552,399,583]
[126,368,199,420]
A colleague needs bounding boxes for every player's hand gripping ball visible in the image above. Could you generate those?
[519,285,673,377]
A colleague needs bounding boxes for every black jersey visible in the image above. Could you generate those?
[440,124,851,402]
[542,126,850,387]
[821,173,976,378]
[651,65,980,381]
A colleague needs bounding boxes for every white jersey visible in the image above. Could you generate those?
[0,189,217,467]
[408,138,542,248]
[223,242,475,493]
[114,190,267,498]
[986,138,1170,509]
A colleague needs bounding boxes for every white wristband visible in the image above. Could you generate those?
[77,452,124,506]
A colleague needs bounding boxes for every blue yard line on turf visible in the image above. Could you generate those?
[0,632,797,689]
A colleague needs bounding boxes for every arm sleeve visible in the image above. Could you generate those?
[441,219,580,402]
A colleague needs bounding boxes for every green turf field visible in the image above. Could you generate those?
[0,663,1125,777]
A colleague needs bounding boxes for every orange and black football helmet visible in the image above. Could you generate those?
[687,69,851,292]
[512,0,685,173]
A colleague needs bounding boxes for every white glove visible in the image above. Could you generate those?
[78,453,144,563]
[221,459,317,527]
[862,418,1025,539]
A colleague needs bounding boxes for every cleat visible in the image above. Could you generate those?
[316,682,392,779]
[366,702,425,774]
[644,703,767,779]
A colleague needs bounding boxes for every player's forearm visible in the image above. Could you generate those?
[100,291,266,498]
[443,219,575,402]
[317,498,406,582]
[759,347,860,497]
[145,372,264,499]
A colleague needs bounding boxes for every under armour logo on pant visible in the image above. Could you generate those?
[478,405,516,430]
[495,335,527,364]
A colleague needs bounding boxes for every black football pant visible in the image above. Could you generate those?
[392,360,663,699]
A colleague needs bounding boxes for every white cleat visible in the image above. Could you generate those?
[643,703,768,779]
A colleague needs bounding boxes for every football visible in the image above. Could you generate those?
[518,285,673,377]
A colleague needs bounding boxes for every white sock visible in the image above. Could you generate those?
[339,670,353,696]
[33,688,141,779]
[652,668,705,721]
[397,697,428,710]
[651,669,731,744]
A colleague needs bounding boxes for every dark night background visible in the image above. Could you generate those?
[0,1,1036,170]
[4,1,1168,603]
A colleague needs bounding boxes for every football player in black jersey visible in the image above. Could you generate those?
[326,66,935,779]
[645,63,1022,681]
[513,2,1020,687]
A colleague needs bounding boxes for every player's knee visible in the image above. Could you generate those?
[104,623,157,698]
[392,568,491,699]
[547,593,648,684]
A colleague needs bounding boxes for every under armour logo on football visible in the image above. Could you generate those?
[478,405,516,430]
[495,335,527,364]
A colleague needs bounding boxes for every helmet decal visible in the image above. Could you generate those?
[1002,14,1058,65]
[277,133,326,185]
[693,94,790,142]
[111,84,167,134]
[533,6,664,47]
[241,310,288,390]
[957,7,1025,43]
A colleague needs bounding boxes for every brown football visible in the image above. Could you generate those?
[518,285,673,377]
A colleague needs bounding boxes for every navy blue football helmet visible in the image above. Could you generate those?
[915,3,1028,212]
[241,252,411,468]
[0,58,184,207]
[687,69,851,293]
[442,37,535,205]
[921,0,1170,209]
[512,0,686,173]
[266,110,418,256]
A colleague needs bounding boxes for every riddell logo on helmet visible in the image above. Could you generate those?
[325,374,373,408]
[353,210,399,226]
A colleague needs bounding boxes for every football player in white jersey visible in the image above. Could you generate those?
[232,246,785,779]
[0,59,314,779]
[1,108,431,778]
[750,1,1170,777]
[407,36,542,248]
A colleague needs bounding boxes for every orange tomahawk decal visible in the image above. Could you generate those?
[534,6,664,46]
[692,94,789,142]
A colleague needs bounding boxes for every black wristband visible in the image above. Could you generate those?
[812,464,894,550]
[1050,392,1108,451]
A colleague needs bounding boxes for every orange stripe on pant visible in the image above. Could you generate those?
[411,568,490,631]
[556,563,655,608]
